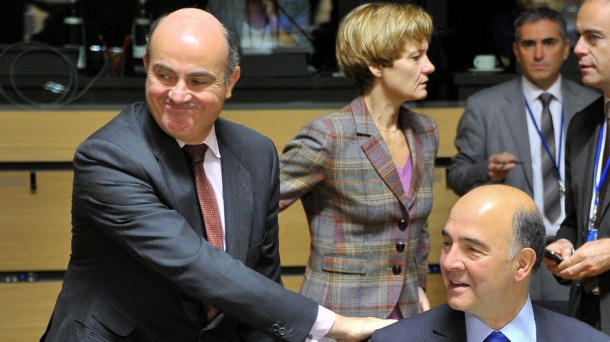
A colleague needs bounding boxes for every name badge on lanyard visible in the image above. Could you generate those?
[589,124,610,241]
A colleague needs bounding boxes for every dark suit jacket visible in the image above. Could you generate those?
[448,77,600,197]
[41,102,318,341]
[371,303,610,341]
[556,96,610,335]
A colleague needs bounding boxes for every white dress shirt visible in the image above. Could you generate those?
[522,76,565,236]
[466,297,537,342]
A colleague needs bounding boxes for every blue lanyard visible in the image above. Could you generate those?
[524,98,564,181]
[593,124,610,208]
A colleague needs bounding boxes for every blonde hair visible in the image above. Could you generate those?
[336,2,433,95]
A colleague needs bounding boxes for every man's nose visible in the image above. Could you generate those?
[573,37,587,56]
[440,247,464,271]
[168,82,192,103]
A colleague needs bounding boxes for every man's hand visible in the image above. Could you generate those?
[553,239,610,279]
[418,287,430,312]
[326,314,396,342]
[488,152,518,182]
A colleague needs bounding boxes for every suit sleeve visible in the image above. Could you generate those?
[447,96,492,196]
[73,135,318,342]
[279,118,332,210]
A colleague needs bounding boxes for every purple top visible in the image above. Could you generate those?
[388,154,413,320]
[397,154,413,198]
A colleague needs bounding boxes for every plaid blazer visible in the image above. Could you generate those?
[279,97,439,318]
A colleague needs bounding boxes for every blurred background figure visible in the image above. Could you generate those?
[206,0,311,52]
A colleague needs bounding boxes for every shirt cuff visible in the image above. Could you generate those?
[306,305,336,341]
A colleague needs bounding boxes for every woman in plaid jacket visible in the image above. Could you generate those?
[279,3,439,320]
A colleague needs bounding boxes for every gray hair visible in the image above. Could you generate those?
[144,11,240,85]
[508,206,546,270]
[514,7,569,42]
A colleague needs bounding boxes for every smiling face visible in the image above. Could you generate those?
[440,186,536,328]
[574,0,610,95]
[513,19,569,90]
[143,9,240,144]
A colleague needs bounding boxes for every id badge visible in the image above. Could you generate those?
[587,229,598,242]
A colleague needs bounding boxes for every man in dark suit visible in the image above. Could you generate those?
[372,185,610,341]
[448,7,600,313]
[40,8,391,342]
[546,0,610,335]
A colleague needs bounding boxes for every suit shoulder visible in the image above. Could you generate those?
[563,78,601,98]
[468,78,519,102]
[216,117,273,143]
[535,305,610,340]
[372,305,462,340]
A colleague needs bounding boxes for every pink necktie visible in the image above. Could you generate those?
[183,144,223,320]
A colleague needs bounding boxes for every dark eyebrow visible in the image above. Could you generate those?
[152,63,216,79]
[441,228,490,249]
[575,28,604,36]
[152,62,175,73]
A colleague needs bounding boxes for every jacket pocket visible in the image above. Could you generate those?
[77,296,137,340]
[322,255,367,275]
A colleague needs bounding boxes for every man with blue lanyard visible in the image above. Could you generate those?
[546,0,610,335]
[448,7,599,314]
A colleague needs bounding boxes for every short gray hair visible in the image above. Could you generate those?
[514,7,568,42]
[508,207,546,270]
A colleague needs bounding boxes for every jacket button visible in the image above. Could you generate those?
[398,219,408,230]
[271,324,280,332]
[396,241,405,252]
[392,264,402,275]
[278,327,287,335]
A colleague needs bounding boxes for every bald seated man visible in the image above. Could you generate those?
[40,8,393,342]
[372,185,609,341]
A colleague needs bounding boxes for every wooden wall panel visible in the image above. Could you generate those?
[428,168,460,264]
[0,282,62,342]
[0,171,72,271]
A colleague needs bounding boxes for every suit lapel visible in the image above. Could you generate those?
[215,119,253,262]
[430,305,467,341]
[504,79,534,191]
[354,97,409,209]
[586,99,610,231]
[139,105,205,237]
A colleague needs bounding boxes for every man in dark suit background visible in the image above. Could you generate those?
[371,184,609,341]
[448,7,600,313]
[546,0,610,335]
[40,7,392,342]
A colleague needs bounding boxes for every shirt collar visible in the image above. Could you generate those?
[605,96,610,119]
[466,297,536,342]
[176,124,221,159]
[522,75,563,105]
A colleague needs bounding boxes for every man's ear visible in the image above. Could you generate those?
[143,52,149,70]
[225,66,241,99]
[514,248,536,283]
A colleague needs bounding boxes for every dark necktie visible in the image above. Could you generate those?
[183,144,223,320]
[484,331,510,342]
[540,93,560,222]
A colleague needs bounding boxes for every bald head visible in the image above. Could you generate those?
[456,185,545,268]
[144,8,239,84]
